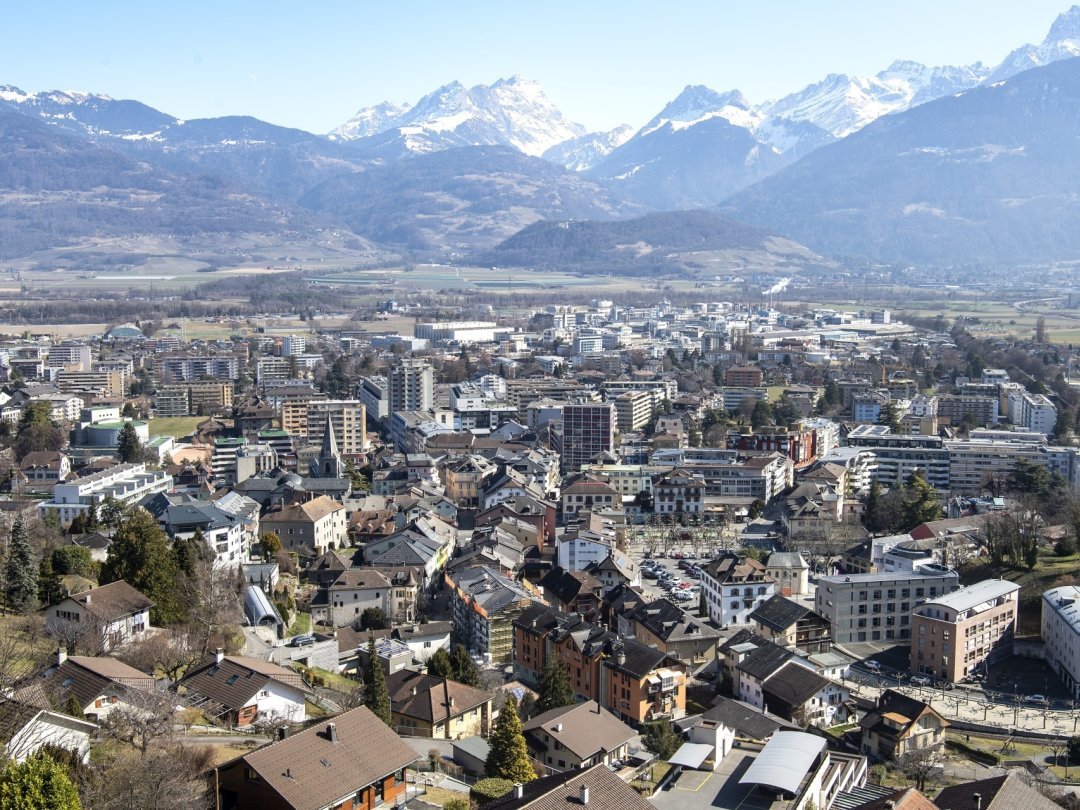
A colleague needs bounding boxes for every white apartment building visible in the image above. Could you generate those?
[41,463,173,525]
[1043,586,1080,699]
[389,358,434,413]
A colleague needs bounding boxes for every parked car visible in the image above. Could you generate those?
[911,675,932,686]
[1026,694,1048,704]
[864,660,882,672]
[290,634,316,647]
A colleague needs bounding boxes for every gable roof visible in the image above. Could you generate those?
[735,640,795,681]
[858,689,947,740]
[385,670,491,724]
[631,599,722,644]
[41,655,155,709]
[179,655,307,710]
[750,594,812,633]
[701,696,781,741]
[934,774,1059,810]
[484,762,652,810]
[233,706,419,810]
[523,700,635,760]
[56,580,154,622]
[539,568,603,607]
[763,662,832,708]
[703,553,773,585]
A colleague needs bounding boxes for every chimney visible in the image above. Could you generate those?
[973,793,982,810]
[277,727,289,741]
[56,647,67,667]
[82,593,91,605]
[449,696,456,708]
[578,785,589,805]
[327,722,338,743]
[512,784,524,799]
[554,722,563,732]
[215,648,224,665]
[412,686,418,697]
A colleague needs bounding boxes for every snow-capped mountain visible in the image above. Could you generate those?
[0,84,176,138]
[985,4,1080,82]
[542,124,633,172]
[637,86,761,137]
[330,75,586,157]
[762,61,989,138]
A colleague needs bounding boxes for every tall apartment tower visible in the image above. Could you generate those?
[561,402,616,474]
[389,358,434,414]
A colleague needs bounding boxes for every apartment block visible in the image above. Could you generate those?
[41,463,173,525]
[1043,586,1080,700]
[389,358,434,414]
[910,579,1019,683]
[561,403,616,474]
[815,566,959,644]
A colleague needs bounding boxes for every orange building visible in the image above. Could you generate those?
[513,604,686,726]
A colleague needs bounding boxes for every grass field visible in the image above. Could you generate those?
[960,550,1079,635]
[148,417,205,439]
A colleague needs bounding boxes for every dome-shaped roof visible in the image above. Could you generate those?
[105,323,146,339]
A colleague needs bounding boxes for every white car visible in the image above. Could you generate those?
[864,660,882,672]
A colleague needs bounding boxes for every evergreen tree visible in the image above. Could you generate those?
[116,422,142,463]
[363,637,392,728]
[863,479,884,534]
[537,656,574,713]
[900,471,943,532]
[173,529,209,579]
[4,518,37,613]
[100,509,185,624]
[427,648,454,679]
[0,754,81,810]
[451,644,480,686]
[484,696,535,783]
[38,555,63,608]
[642,720,682,760]
[83,500,99,533]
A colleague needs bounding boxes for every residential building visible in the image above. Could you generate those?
[483,764,653,810]
[41,463,173,525]
[750,595,832,653]
[845,426,949,491]
[726,365,764,387]
[358,375,390,422]
[46,580,154,653]
[178,650,308,727]
[652,468,706,514]
[385,670,493,740]
[756,661,850,727]
[700,553,776,627]
[512,604,686,726]
[630,598,723,668]
[523,701,635,772]
[561,403,616,474]
[859,689,948,761]
[560,473,619,520]
[261,496,348,557]
[447,566,543,665]
[389,358,434,414]
[282,398,368,459]
[934,774,1061,810]
[815,566,959,644]
[1042,585,1080,699]
[910,579,1019,683]
[0,701,97,765]
[539,568,605,623]
[28,650,156,720]
[612,389,655,433]
[214,706,418,810]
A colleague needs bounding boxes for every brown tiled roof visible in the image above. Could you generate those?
[27,655,154,710]
[264,495,343,524]
[233,706,418,810]
[59,580,154,622]
[485,762,652,810]
[523,701,634,760]
[179,655,306,711]
[386,670,491,724]
[934,774,1059,810]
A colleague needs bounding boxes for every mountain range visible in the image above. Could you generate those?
[3,6,1080,268]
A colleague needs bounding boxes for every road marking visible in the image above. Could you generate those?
[676,773,713,792]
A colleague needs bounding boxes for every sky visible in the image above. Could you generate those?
[0,1,1073,134]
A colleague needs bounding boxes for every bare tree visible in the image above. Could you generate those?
[82,744,214,810]
[896,745,944,792]
[116,626,205,684]
[97,689,179,754]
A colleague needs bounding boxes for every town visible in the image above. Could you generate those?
[0,292,1074,809]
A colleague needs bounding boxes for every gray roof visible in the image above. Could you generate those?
[919,579,1019,613]
[701,697,780,740]
[739,731,825,795]
[749,595,810,633]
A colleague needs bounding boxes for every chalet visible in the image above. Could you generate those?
[386,669,493,740]
[46,580,154,652]
[178,650,308,727]
[859,689,948,761]
[215,706,419,810]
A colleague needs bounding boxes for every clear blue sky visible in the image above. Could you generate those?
[1,1,1072,133]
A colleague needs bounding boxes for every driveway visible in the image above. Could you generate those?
[651,748,788,810]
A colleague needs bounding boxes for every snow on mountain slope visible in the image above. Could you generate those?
[330,75,585,157]
[637,86,761,138]
[763,61,989,138]
[986,4,1080,82]
[542,124,634,171]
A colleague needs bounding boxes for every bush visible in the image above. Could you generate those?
[1056,537,1077,557]
[471,778,514,805]
[444,799,471,810]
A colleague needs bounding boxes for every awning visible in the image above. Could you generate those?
[668,742,714,769]
[739,731,825,795]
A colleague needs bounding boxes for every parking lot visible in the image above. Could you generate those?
[640,553,706,607]
[650,749,789,810]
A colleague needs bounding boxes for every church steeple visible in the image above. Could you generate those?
[315,417,344,478]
